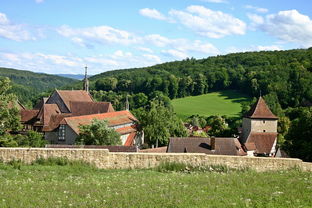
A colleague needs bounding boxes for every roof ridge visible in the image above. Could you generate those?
[245,96,278,119]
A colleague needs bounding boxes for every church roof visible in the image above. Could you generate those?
[69,101,114,116]
[56,90,93,112]
[61,110,137,135]
[245,97,278,119]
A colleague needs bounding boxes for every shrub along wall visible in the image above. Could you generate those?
[0,148,309,172]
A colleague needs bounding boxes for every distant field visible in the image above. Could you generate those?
[0,163,311,207]
[172,90,250,119]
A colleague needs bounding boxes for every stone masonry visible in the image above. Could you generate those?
[0,148,310,172]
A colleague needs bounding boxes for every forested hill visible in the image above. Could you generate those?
[86,48,312,112]
[0,67,76,106]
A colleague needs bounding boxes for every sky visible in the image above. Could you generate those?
[0,0,312,75]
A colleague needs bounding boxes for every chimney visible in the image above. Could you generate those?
[211,137,216,150]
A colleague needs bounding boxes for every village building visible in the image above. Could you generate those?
[167,137,245,156]
[240,96,278,156]
[20,90,143,146]
[167,96,278,157]
[20,67,143,147]
[56,110,143,146]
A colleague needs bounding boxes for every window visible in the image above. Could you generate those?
[263,130,266,132]
[58,125,66,141]
[263,120,266,124]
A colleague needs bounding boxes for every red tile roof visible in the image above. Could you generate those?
[70,101,114,116]
[116,125,137,135]
[56,90,93,112]
[245,132,277,154]
[20,109,39,123]
[37,104,61,126]
[167,137,243,156]
[42,114,70,131]
[245,97,278,119]
[62,110,137,134]
[124,132,136,146]
[139,146,168,153]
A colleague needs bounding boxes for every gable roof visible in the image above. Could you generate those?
[245,97,278,119]
[56,90,93,112]
[69,101,114,116]
[245,132,277,154]
[167,137,243,156]
[61,110,137,135]
[37,104,61,127]
[20,109,39,123]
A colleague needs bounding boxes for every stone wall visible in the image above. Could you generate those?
[0,148,310,172]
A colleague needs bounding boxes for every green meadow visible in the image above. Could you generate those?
[172,90,251,119]
[0,161,311,208]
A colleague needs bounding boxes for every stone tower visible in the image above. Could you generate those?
[83,66,89,92]
[241,97,278,156]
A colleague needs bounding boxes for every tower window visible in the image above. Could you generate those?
[263,130,266,132]
[263,120,266,124]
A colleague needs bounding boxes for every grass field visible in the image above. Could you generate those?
[172,90,250,119]
[0,162,311,207]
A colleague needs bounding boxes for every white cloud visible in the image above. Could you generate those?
[57,25,139,46]
[162,49,189,59]
[251,10,312,47]
[256,45,281,51]
[35,0,44,3]
[143,54,162,63]
[0,51,163,74]
[226,45,282,54]
[137,47,154,53]
[0,12,37,41]
[144,34,219,55]
[139,8,167,20]
[0,13,9,24]
[144,34,171,47]
[247,13,264,25]
[169,5,246,38]
[245,5,268,13]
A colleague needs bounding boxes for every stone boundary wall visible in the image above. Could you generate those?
[0,148,310,172]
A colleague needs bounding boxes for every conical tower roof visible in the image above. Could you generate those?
[244,97,278,119]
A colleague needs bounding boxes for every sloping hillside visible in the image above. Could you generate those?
[0,67,77,106]
[85,48,312,112]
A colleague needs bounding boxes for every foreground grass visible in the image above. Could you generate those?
[172,90,250,119]
[0,163,311,208]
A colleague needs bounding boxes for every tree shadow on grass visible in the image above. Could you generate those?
[216,90,251,104]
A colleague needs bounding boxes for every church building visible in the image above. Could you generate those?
[240,97,278,156]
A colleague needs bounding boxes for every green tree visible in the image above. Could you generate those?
[284,108,312,162]
[76,119,121,145]
[95,77,118,91]
[135,100,187,147]
[0,77,21,136]
[16,130,46,147]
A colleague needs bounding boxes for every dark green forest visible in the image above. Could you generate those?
[65,48,312,113]
[0,67,76,107]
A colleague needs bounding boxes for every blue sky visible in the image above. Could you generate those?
[0,0,311,75]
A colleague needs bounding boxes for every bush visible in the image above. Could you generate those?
[32,157,94,168]
[7,159,23,170]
